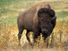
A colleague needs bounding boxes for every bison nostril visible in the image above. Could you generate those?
[42,29,48,33]
[42,31,48,35]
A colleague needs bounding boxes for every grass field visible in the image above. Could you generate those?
[0,0,68,51]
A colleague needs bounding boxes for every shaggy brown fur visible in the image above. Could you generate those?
[17,2,56,46]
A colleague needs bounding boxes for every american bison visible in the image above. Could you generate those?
[17,3,56,46]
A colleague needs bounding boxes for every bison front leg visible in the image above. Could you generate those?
[42,33,49,48]
[33,31,40,46]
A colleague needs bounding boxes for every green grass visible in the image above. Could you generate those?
[0,16,17,25]
[0,11,68,25]
[0,0,68,25]
[56,11,68,18]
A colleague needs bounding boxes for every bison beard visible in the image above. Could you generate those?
[17,5,56,46]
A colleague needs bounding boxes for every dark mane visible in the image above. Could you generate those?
[38,8,55,18]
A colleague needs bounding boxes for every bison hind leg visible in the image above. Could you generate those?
[18,24,24,46]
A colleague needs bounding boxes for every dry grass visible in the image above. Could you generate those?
[0,20,68,51]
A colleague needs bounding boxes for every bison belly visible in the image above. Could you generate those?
[23,17,33,30]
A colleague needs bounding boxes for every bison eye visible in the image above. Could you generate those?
[49,9,55,17]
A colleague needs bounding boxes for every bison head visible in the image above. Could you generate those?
[37,8,56,37]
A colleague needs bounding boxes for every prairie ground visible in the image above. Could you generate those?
[0,0,68,51]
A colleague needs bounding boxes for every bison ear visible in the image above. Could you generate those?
[49,9,55,17]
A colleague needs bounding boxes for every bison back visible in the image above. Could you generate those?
[18,9,39,31]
